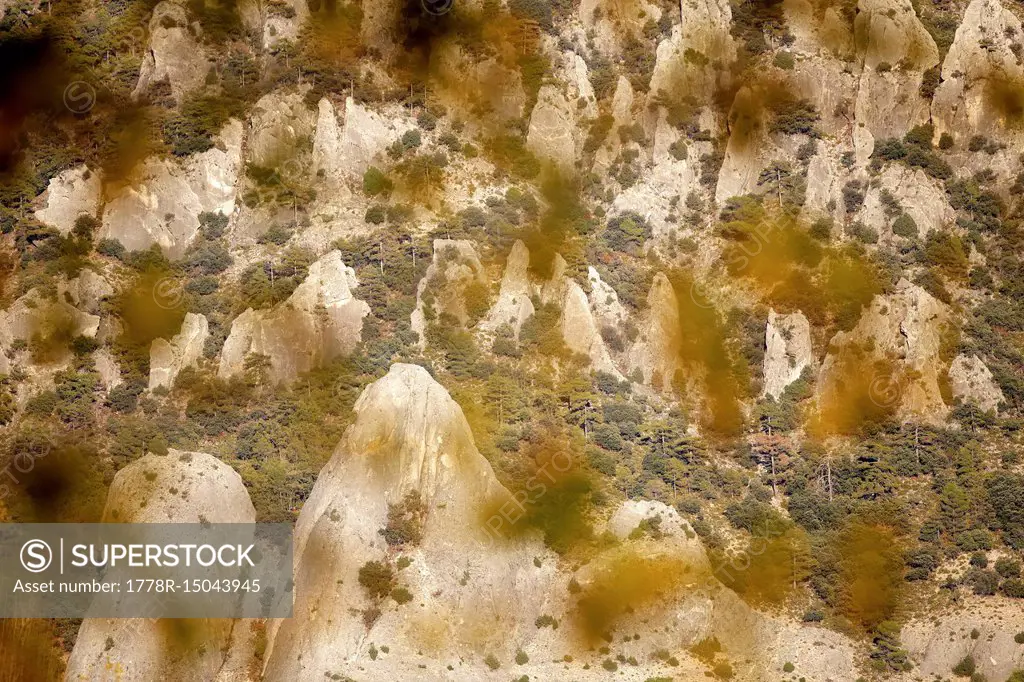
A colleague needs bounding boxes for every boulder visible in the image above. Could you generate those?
[59,269,114,314]
[101,120,243,259]
[762,309,813,399]
[34,165,101,235]
[148,312,209,391]
[93,348,123,394]
[218,251,369,384]
[66,449,256,681]
[561,279,621,375]
[949,353,1004,413]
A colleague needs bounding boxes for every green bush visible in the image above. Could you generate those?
[358,560,395,599]
[363,167,394,196]
[773,51,795,70]
[891,213,918,238]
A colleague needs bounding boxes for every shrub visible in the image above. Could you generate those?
[363,167,393,196]
[997,558,1021,578]
[1004,579,1024,598]
[364,205,386,224]
[484,654,500,670]
[604,212,652,252]
[891,213,918,238]
[358,560,395,599]
[390,586,413,604]
[843,180,865,213]
[773,51,795,70]
[379,491,426,546]
[939,132,954,149]
[847,221,878,244]
[953,655,976,677]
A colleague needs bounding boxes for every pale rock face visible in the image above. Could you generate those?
[101,120,243,258]
[933,0,1024,143]
[67,449,256,682]
[93,348,122,393]
[248,91,317,168]
[262,364,535,680]
[902,597,1024,681]
[133,0,208,102]
[311,97,344,181]
[627,272,683,388]
[219,251,368,385]
[763,310,813,399]
[478,240,536,338]
[579,0,663,56]
[614,113,700,239]
[564,52,598,119]
[34,166,101,235]
[801,140,848,225]
[148,312,209,391]
[0,289,99,358]
[526,84,580,172]
[859,165,955,237]
[410,239,487,347]
[852,0,939,155]
[608,499,692,539]
[336,97,413,177]
[59,269,114,314]
[817,279,950,423]
[611,76,635,128]
[262,0,308,46]
[431,43,528,122]
[587,266,628,328]
[648,3,735,100]
[949,354,1004,413]
[562,279,621,375]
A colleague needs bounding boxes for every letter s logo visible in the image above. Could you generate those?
[20,540,52,573]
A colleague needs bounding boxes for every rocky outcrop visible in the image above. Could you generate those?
[478,240,535,337]
[335,97,413,178]
[817,279,951,423]
[587,266,628,328]
[248,90,317,168]
[264,365,858,680]
[627,272,683,389]
[66,450,256,681]
[0,289,99,360]
[148,312,209,391]
[59,269,113,314]
[410,239,487,347]
[852,0,939,158]
[262,364,528,679]
[132,0,208,102]
[902,597,1024,681]
[526,85,580,172]
[101,120,243,258]
[34,165,101,235]
[562,278,621,375]
[859,165,955,237]
[949,353,1004,413]
[763,309,813,399]
[219,250,369,385]
[93,348,122,393]
[932,0,1024,144]
[102,449,255,524]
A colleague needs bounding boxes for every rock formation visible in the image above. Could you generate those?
[132,0,208,102]
[526,85,581,172]
[218,250,369,384]
[66,449,256,680]
[100,120,243,258]
[410,239,487,347]
[247,90,317,168]
[817,279,951,423]
[627,272,683,389]
[148,312,209,391]
[949,353,1005,413]
[762,309,813,399]
[478,239,535,337]
[34,165,101,235]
